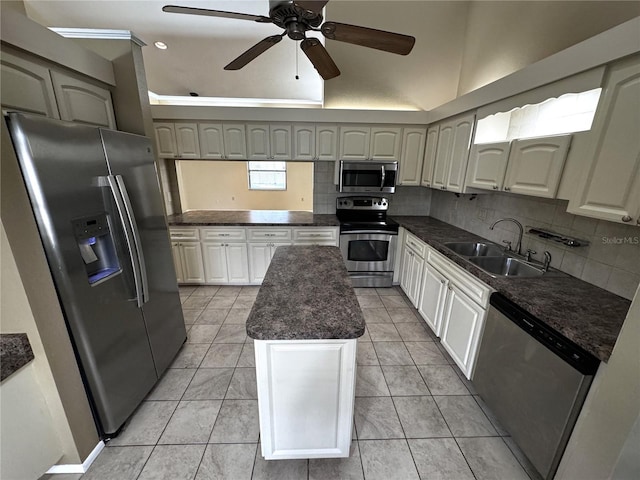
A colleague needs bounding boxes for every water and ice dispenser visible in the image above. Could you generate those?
[73,213,121,284]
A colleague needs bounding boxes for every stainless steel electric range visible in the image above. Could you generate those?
[336,196,399,287]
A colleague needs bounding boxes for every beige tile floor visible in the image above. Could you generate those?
[42,285,542,480]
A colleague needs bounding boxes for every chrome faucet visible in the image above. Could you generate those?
[490,218,524,255]
[542,251,552,272]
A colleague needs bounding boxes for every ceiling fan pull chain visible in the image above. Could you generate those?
[295,43,300,80]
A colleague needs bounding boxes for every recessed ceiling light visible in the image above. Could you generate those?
[154,41,168,50]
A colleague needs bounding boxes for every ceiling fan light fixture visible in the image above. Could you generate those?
[154,41,168,49]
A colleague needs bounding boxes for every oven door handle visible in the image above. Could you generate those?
[341,230,398,235]
[380,164,386,191]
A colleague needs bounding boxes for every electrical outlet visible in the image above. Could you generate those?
[477,208,488,220]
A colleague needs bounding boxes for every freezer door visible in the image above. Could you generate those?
[100,129,186,376]
[6,113,158,435]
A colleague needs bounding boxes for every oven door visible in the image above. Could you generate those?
[340,231,397,273]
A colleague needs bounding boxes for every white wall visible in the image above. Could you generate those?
[177,161,314,211]
[457,1,640,96]
[0,222,66,479]
[555,284,640,479]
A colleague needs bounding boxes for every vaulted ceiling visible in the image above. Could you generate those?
[23,1,640,111]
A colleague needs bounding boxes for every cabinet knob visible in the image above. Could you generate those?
[492,186,498,190]
[504,187,510,191]
[622,215,632,222]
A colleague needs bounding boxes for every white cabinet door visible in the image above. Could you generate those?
[249,243,273,284]
[432,123,453,189]
[293,124,315,161]
[175,123,200,158]
[154,123,178,158]
[568,56,640,225]
[171,242,184,283]
[180,242,205,284]
[446,114,475,192]
[418,262,449,337]
[421,125,439,187]
[247,124,270,160]
[466,141,511,191]
[202,242,229,284]
[270,124,292,160]
[339,126,370,160]
[440,284,486,379]
[503,135,571,198]
[255,339,356,460]
[370,127,402,161]
[226,243,250,284]
[316,125,338,161]
[398,128,426,185]
[50,70,116,128]
[0,51,59,118]
[223,124,247,160]
[400,245,424,307]
[198,123,225,159]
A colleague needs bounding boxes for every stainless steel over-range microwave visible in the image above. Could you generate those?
[338,160,398,193]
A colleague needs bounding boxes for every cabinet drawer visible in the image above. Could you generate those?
[201,228,246,242]
[170,227,199,241]
[292,227,338,244]
[405,232,427,258]
[427,247,491,307]
[248,228,292,242]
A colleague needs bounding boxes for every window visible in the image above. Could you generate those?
[474,88,602,144]
[248,161,287,190]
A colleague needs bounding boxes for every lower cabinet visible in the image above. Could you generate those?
[439,283,487,379]
[171,241,205,284]
[248,243,291,284]
[400,232,427,307]
[417,262,449,337]
[202,242,249,284]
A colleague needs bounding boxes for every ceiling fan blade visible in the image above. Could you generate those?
[162,5,272,23]
[224,35,283,71]
[295,1,329,15]
[321,22,415,55]
[300,38,340,80]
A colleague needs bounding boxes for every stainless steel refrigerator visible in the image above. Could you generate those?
[6,112,187,437]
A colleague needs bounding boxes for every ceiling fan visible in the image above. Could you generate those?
[162,0,415,80]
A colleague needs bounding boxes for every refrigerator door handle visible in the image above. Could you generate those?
[106,175,145,307]
[114,175,149,305]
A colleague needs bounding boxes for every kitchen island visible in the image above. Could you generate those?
[246,245,364,460]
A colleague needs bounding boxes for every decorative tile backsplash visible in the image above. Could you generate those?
[312,162,432,216]
[429,190,640,300]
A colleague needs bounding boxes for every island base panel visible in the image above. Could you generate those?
[255,339,357,460]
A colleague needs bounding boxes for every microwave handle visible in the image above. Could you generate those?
[380,164,386,191]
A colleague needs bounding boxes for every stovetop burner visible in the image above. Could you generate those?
[336,196,397,233]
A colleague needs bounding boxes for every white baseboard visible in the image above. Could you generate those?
[46,441,104,474]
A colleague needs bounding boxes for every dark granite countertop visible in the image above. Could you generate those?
[167,210,339,227]
[1,333,34,382]
[246,246,365,340]
[390,216,631,363]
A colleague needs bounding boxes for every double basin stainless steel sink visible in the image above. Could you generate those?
[443,242,558,278]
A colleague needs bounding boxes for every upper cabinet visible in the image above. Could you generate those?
[1,50,116,128]
[154,122,200,159]
[50,71,116,129]
[421,125,439,188]
[466,135,571,198]
[0,51,59,118]
[398,128,427,186]
[293,124,338,161]
[338,125,402,161]
[431,113,475,193]
[568,56,640,226]
[247,123,292,160]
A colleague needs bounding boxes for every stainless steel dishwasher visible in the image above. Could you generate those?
[473,293,600,480]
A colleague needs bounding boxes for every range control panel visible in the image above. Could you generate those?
[336,196,389,211]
